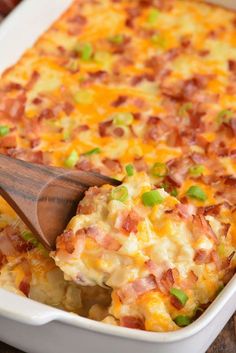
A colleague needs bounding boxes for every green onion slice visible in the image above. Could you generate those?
[217,109,233,124]
[189,164,204,177]
[112,112,134,126]
[186,185,207,201]
[147,8,159,24]
[64,150,79,168]
[151,162,168,177]
[21,231,48,256]
[151,34,166,48]
[170,287,189,306]
[142,190,164,207]
[216,284,224,295]
[178,102,193,117]
[75,42,93,61]
[74,90,93,105]
[174,315,191,327]
[170,188,178,197]
[111,186,129,202]
[109,34,124,44]
[125,164,134,176]
[83,147,101,156]
[0,125,10,137]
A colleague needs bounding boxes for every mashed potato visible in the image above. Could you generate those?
[53,173,236,331]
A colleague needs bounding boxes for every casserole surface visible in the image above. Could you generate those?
[0,0,235,336]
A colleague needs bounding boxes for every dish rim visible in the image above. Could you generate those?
[0,0,235,344]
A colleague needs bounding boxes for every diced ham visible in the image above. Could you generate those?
[0,135,17,148]
[8,149,44,164]
[25,71,40,90]
[86,226,120,251]
[210,250,222,270]
[5,82,23,91]
[159,268,177,293]
[4,225,33,253]
[19,280,31,297]
[0,250,6,268]
[102,158,122,173]
[77,186,100,214]
[111,95,127,107]
[0,230,17,256]
[38,108,55,121]
[76,158,93,172]
[117,275,157,304]
[113,127,125,137]
[181,270,198,289]
[0,93,26,120]
[144,116,169,142]
[68,15,87,35]
[120,316,145,330]
[56,229,76,254]
[133,157,148,172]
[194,249,211,264]
[197,204,222,217]
[18,258,32,297]
[121,210,142,234]
[228,60,236,73]
[170,295,183,310]
[221,251,235,270]
[192,215,219,244]
[61,101,74,115]
[146,260,171,293]
[166,157,192,187]
[98,120,112,137]
[174,203,196,220]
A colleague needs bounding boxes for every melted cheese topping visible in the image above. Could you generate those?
[0,0,235,332]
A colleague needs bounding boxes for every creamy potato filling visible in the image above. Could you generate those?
[53,174,236,331]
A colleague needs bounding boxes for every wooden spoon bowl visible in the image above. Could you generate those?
[0,154,120,249]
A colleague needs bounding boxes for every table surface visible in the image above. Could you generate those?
[0,2,235,353]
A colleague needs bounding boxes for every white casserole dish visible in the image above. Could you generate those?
[0,0,235,352]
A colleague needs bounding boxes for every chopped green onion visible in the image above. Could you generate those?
[178,103,193,117]
[75,42,93,61]
[151,162,168,177]
[170,287,188,306]
[21,231,48,256]
[151,34,166,48]
[74,90,93,104]
[64,150,79,168]
[109,34,124,44]
[174,315,191,327]
[147,8,159,25]
[68,60,79,72]
[170,188,178,197]
[112,112,133,126]
[217,109,233,124]
[63,130,71,141]
[186,185,207,201]
[94,51,112,69]
[142,190,164,207]
[125,164,134,176]
[83,147,101,156]
[189,164,205,177]
[111,185,129,202]
[21,231,38,247]
[0,125,10,137]
[216,284,224,296]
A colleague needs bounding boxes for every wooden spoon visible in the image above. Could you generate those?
[0,154,120,250]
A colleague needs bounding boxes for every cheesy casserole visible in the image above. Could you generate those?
[0,0,235,332]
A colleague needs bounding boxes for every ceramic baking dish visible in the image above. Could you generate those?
[0,0,235,352]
